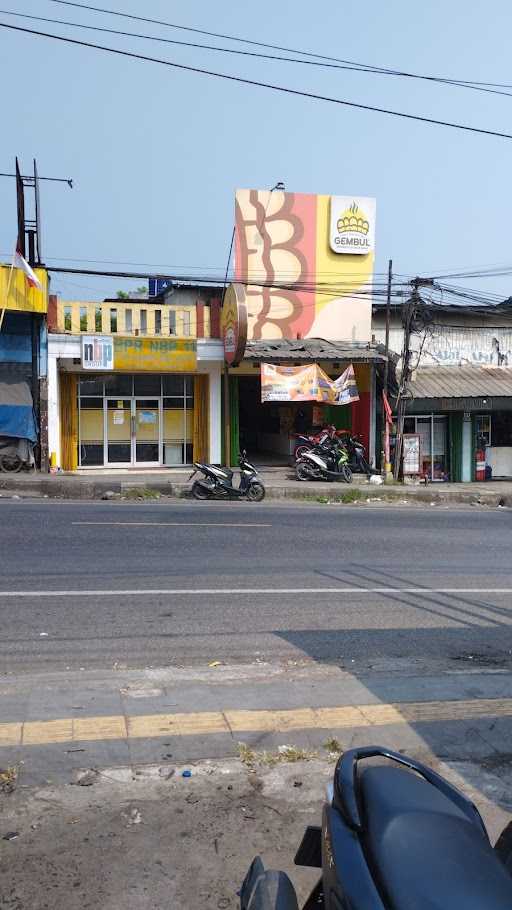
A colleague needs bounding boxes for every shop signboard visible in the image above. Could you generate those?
[113,337,197,372]
[329,196,376,255]
[221,283,247,366]
[403,433,421,474]
[261,363,359,404]
[81,335,114,370]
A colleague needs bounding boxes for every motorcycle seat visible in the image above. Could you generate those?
[360,765,512,910]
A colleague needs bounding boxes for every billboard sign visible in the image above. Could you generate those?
[235,188,376,341]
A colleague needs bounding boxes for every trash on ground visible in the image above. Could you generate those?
[122,807,142,827]
[74,769,99,787]
[182,769,192,778]
[0,767,18,794]
[3,831,19,841]
[208,660,222,668]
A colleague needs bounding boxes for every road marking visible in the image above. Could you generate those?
[1,696,511,748]
[72,521,272,528]
[0,587,512,598]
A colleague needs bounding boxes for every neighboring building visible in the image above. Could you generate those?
[372,300,512,481]
[47,286,224,470]
[0,263,49,469]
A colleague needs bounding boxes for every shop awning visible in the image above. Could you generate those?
[409,366,512,399]
[244,338,389,363]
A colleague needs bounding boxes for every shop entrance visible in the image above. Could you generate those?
[77,374,194,468]
[105,398,160,466]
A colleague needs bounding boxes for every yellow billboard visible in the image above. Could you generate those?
[114,337,197,372]
[0,264,48,314]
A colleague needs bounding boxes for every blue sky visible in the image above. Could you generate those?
[1,0,512,300]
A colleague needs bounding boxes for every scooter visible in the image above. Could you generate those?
[240,745,512,909]
[189,451,265,502]
[295,438,352,483]
[335,430,376,477]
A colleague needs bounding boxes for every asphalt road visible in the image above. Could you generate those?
[1,499,512,673]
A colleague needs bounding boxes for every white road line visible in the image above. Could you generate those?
[72,521,271,528]
[0,587,511,598]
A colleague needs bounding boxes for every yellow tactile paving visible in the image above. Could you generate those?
[1,697,512,749]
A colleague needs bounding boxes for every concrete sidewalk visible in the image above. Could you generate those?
[1,465,512,505]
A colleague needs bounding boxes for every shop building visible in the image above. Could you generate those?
[47,289,224,470]
[226,188,382,464]
[0,262,49,468]
[373,300,512,480]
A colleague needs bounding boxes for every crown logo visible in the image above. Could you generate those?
[337,201,369,236]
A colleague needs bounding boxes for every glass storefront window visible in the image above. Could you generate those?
[134,375,161,396]
[79,376,104,396]
[78,373,195,468]
[104,374,133,396]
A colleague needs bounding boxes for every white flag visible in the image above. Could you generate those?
[13,248,42,290]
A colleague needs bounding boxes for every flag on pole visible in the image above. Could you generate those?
[13,248,42,290]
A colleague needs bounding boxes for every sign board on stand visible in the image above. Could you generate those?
[402,433,421,475]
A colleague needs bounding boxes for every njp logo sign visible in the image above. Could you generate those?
[81,335,114,370]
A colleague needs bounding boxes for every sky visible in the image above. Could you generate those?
[1,0,512,301]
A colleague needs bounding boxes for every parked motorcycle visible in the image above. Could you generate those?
[292,426,336,460]
[240,745,512,909]
[335,430,376,477]
[189,451,265,502]
[0,436,35,473]
[295,437,352,483]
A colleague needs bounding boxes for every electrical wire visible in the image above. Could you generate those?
[2,7,512,99]
[47,0,512,94]
[2,21,512,140]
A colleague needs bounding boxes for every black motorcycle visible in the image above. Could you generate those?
[189,451,265,502]
[336,431,376,477]
[240,745,512,909]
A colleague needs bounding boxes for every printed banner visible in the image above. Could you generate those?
[261,363,359,405]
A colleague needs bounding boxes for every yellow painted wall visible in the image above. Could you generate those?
[0,264,48,313]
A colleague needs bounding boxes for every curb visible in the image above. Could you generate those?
[0,475,508,507]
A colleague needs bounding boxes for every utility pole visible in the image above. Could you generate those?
[393,277,434,480]
[382,259,393,482]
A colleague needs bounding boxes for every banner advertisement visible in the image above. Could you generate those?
[261,363,359,405]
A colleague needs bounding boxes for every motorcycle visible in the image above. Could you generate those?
[240,745,512,909]
[292,426,336,460]
[335,430,376,477]
[189,451,265,502]
[295,437,352,483]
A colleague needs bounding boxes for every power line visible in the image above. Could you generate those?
[47,0,512,93]
[2,7,512,99]
[2,21,512,141]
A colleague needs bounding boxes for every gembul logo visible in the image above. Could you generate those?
[329,196,376,255]
[335,201,370,249]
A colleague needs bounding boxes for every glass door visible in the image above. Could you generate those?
[134,399,160,465]
[106,399,132,464]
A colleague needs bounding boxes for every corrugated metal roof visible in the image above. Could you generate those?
[409,366,512,399]
[244,339,388,363]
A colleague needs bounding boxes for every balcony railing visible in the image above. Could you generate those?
[49,299,216,338]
